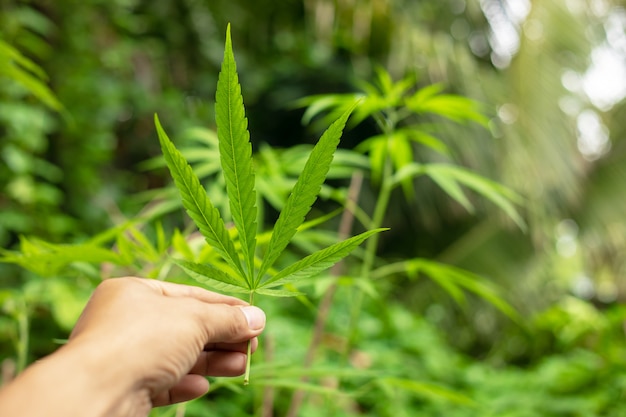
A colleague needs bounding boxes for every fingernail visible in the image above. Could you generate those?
[240,306,266,330]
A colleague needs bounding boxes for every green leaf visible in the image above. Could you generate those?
[427,170,474,213]
[250,379,352,397]
[390,162,425,185]
[260,228,387,289]
[357,136,387,184]
[388,131,415,198]
[0,40,62,111]
[257,105,356,283]
[403,129,450,156]
[155,114,245,278]
[425,164,526,230]
[0,40,47,79]
[173,259,250,294]
[408,258,523,324]
[0,237,125,277]
[171,228,195,261]
[405,85,489,127]
[216,24,257,282]
[378,377,475,405]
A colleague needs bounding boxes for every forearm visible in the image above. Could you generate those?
[0,340,146,417]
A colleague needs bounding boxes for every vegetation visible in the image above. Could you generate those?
[2,1,626,416]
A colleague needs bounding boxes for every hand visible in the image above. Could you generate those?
[0,277,266,417]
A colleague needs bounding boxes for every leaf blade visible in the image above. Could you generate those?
[257,105,356,282]
[427,164,526,230]
[173,259,250,294]
[215,24,257,283]
[260,228,387,289]
[155,114,246,279]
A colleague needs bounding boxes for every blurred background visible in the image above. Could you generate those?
[2,0,626,416]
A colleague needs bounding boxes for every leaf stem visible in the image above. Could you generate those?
[243,291,255,385]
[15,297,29,374]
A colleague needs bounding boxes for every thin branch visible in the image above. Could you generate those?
[261,333,275,417]
[285,171,363,417]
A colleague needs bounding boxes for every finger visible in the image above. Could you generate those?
[204,337,258,353]
[138,279,248,306]
[189,351,248,376]
[191,304,266,344]
[192,338,259,376]
[152,375,209,407]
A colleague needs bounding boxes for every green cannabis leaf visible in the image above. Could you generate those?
[215,26,257,285]
[155,116,245,278]
[155,24,386,384]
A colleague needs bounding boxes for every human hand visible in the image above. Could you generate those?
[68,277,265,414]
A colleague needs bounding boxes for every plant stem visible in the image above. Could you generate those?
[261,332,275,417]
[244,291,255,385]
[15,298,29,374]
[344,129,395,360]
[174,403,186,417]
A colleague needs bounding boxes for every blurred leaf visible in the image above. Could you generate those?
[377,377,475,405]
[0,40,62,111]
[0,236,126,277]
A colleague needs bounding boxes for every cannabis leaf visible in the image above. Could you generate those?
[215,26,257,284]
[155,116,245,278]
[155,24,386,384]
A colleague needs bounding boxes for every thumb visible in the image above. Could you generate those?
[198,303,266,344]
[239,306,266,331]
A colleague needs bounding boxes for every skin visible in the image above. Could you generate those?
[0,277,266,417]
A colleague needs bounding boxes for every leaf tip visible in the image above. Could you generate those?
[225,23,232,48]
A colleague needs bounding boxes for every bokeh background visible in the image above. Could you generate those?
[2,0,626,416]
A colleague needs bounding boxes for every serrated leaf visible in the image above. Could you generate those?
[257,105,356,283]
[216,24,257,282]
[260,228,387,289]
[173,259,250,294]
[155,114,245,278]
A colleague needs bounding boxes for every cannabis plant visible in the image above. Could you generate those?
[154,25,384,384]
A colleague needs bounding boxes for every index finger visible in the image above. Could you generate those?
[137,278,248,306]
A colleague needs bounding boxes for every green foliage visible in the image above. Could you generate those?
[2,2,626,417]
[0,33,70,246]
[0,39,62,111]
[296,68,523,228]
